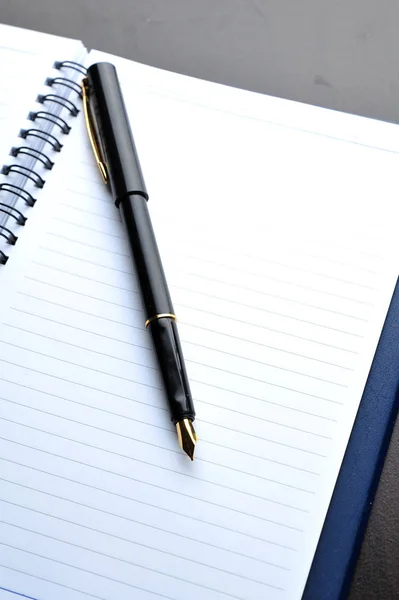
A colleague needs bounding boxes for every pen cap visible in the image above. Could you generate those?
[86,62,148,205]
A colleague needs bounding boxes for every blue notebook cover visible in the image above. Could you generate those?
[303,278,399,600]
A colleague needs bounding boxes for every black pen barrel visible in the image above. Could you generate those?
[121,195,173,318]
[147,318,196,423]
[86,62,195,425]
[86,62,148,203]
[120,194,195,423]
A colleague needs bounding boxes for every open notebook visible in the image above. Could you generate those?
[0,23,399,600]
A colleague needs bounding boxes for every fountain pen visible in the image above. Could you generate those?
[82,62,197,460]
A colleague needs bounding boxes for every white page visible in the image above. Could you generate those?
[0,48,398,600]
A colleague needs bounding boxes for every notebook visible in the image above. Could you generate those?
[0,22,398,600]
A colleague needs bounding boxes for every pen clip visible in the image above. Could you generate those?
[82,77,108,184]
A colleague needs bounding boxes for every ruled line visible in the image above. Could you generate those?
[25,276,142,312]
[0,354,163,409]
[39,244,375,306]
[0,394,168,446]
[199,418,326,457]
[198,371,340,411]
[60,201,121,222]
[69,157,98,168]
[52,216,124,239]
[175,268,374,307]
[32,260,136,293]
[52,215,377,300]
[0,498,291,569]
[0,329,337,436]
[183,319,358,354]
[355,248,391,260]
[0,520,284,591]
[3,320,348,397]
[0,542,192,600]
[174,249,379,291]
[0,339,162,391]
[188,340,350,384]
[27,267,366,339]
[0,586,39,600]
[0,453,308,536]
[199,394,336,433]
[8,307,353,384]
[177,236,381,276]
[188,327,351,370]
[0,475,298,551]
[300,250,380,275]
[252,253,380,287]
[17,288,360,354]
[0,419,316,498]
[65,185,114,204]
[0,381,322,473]
[69,171,111,187]
[0,323,348,420]
[194,375,341,411]
[0,337,342,417]
[175,262,376,304]
[171,282,369,322]
[0,403,319,491]
[0,566,105,600]
[0,434,311,515]
[12,302,355,372]
[0,358,327,456]
[30,258,370,330]
[3,322,153,367]
[45,231,128,256]
[39,246,132,275]
[16,292,142,330]
[202,392,335,437]
[191,355,346,391]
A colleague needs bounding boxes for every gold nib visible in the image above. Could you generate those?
[176,419,198,460]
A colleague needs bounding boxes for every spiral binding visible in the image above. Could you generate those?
[10,146,54,170]
[0,183,37,207]
[45,77,83,99]
[19,128,63,152]
[28,111,71,134]
[37,94,79,117]
[54,61,87,76]
[0,202,27,225]
[0,60,87,264]
[1,164,46,188]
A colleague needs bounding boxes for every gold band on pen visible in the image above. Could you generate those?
[82,77,109,184]
[145,313,177,328]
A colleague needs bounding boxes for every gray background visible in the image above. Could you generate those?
[1,1,399,597]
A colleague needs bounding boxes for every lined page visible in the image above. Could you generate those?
[0,49,398,600]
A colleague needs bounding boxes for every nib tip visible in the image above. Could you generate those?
[176,419,197,460]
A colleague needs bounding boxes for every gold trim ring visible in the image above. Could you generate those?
[145,313,177,328]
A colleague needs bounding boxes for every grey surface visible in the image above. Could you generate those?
[350,419,399,600]
[1,1,399,598]
[2,0,399,123]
